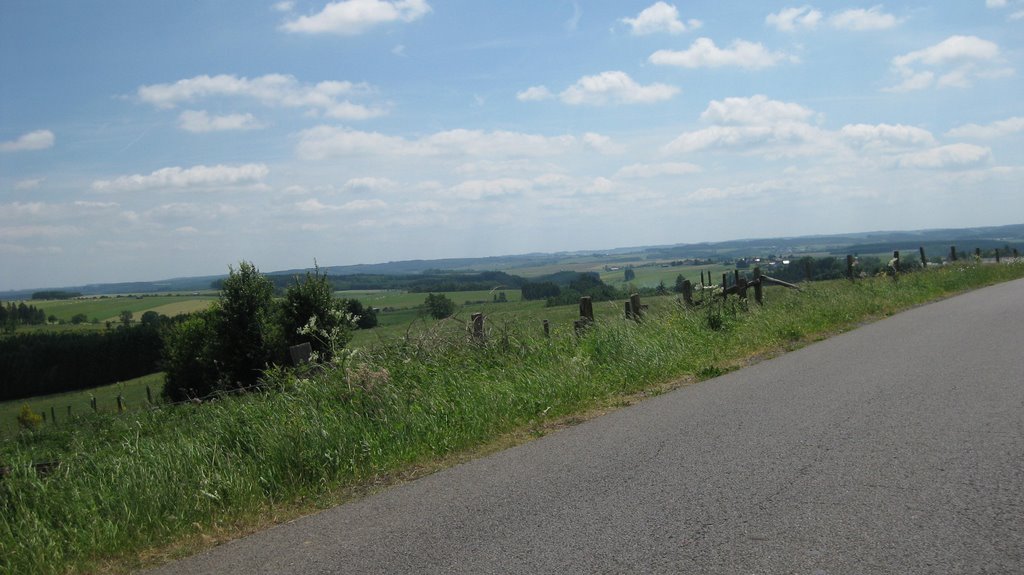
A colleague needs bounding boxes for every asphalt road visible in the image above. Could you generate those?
[147,278,1024,574]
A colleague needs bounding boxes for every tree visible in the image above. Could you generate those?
[281,267,353,361]
[213,261,282,389]
[70,313,88,325]
[674,274,687,294]
[424,293,456,319]
[119,310,133,328]
[656,280,668,295]
[140,310,162,326]
[624,267,636,282]
[162,310,219,400]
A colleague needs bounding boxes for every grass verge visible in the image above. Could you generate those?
[1,263,1022,574]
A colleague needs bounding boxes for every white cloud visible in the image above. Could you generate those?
[91,163,270,192]
[0,225,81,240]
[273,1,295,12]
[558,71,678,105]
[946,117,1024,139]
[765,6,822,31]
[1011,10,1024,20]
[615,162,702,178]
[621,2,700,35]
[343,176,397,192]
[840,123,936,148]
[282,0,431,35]
[887,35,1004,92]
[14,178,44,190]
[178,110,264,132]
[516,85,554,102]
[0,129,55,152]
[138,74,385,120]
[296,126,579,160]
[700,94,814,125]
[650,38,794,69]
[896,144,991,169]
[829,6,900,30]
[445,178,534,200]
[582,132,623,154]
[295,197,388,212]
[986,0,1007,7]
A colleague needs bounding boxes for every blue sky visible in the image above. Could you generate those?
[1,1,1022,290]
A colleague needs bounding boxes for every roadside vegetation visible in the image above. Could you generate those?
[2,260,1023,574]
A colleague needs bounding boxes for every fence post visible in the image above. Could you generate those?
[1014,248,1020,259]
[995,249,1001,263]
[753,267,763,306]
[542,319,550,337]
[50,406,56,424]
[91,397,97,412]
[975,247,981,260]
[579,296,594,323]
[67,405,72,419]
[919,246,927,268]
[950,246,957,261]
[471,313,485,342]
[846,255,854,281]
[117,394,124,413]
[682,280,694,307]
[146,385,153,405]
[624,301,633,320]
[892,251,901,279]
[629,293,643,321]
[721,273,729,301]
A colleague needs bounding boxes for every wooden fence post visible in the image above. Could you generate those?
[892,251,901,278]
[975,247,982,260]
[117,394,124,413]
[919,247,927,268]
[624,301,633,320]
[995,249,1000,263]
[682,280,694,307]
[753,267,763,306]
[579,296,594,323]
[67,405,72,419]
[950,246,958,261]
[629,293,643,321]
[471,313,485,342]
[146,385,153,405]
[91,397,97,412]
[846,255,854,281]
[41,411,46,423]
[721,273,729,301]
[50,406,56,424]
[542,319,550,337]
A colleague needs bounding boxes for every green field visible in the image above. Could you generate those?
[0,373,165,438]
[8,295,217,328]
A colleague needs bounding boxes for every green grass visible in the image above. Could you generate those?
[2,262,1023,575]
[0,374,165,439]
[24,295,217,324]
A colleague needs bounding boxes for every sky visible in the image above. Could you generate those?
[1,1,1022,291]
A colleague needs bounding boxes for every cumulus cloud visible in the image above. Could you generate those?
[828,6,900,30]
[615,162,702,178]
[91,163,269,192]
[886,35,1004,92]
[516,86,554,102]
[650,38,794,69]
[621,2,701,35]
[946,116,1024,139]
[896,144,991,169]
[663,95,831,157]
[839,123,936,148]
[282,0,431,35]
[343,176,398,192]
[0,129,55,152]
[137,74,385,120]
[178,110,264,132]
[558,71,678,105]
[296,126,579,160]
[765,6,822,31]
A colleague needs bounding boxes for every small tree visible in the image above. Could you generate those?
[624,267,636,282]
[674,274,686,294]
[213,261,282,389]
[281,267,353,362]
[162,309,219,400]
[424,293,456,319]
[119,310,133,328]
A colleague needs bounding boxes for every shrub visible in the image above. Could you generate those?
[16,404,42,430]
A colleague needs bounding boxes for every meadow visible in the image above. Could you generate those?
[3,261,1023,575]
[13,294,217,325]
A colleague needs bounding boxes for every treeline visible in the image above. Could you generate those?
[31,290,82,300]
[519,272,623,307]
[1,302,47,331]
[215,270,530,294]
[0,323,164,402]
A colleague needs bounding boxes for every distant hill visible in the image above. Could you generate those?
[3,223,1021,300]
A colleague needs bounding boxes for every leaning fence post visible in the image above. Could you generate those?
[682,280,694,307]
[950,246,958,261]
[146,385,153,405]
[919,246,927,269]
[117,394,124,413]
[471,313,485,342]
[846,255,854,281]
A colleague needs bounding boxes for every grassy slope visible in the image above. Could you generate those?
[2,263,1023,575]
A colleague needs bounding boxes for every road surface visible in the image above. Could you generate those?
[148,278,1024,574]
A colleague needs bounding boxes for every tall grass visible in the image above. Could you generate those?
[2,262,1022,574]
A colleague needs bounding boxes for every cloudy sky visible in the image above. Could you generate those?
[1,1,1022,290]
